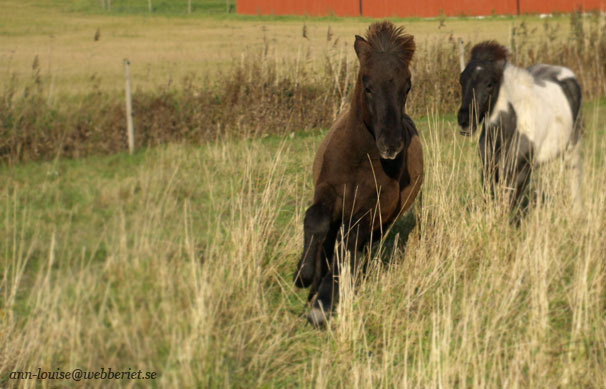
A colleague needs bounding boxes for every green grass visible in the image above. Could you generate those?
[37,0,232,15]
[2,102,606,387]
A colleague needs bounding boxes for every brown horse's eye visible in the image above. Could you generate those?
[365,87,372,95]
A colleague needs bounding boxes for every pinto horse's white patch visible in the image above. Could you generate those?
[488,64,574,164]
[556,67,576,81]
[485,61,583,213]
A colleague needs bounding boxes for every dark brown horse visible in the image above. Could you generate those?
[293,21,424,327]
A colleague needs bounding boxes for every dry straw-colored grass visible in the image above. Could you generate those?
[1,102,605,387]
[0,1,577,94]
[2,3,606,387]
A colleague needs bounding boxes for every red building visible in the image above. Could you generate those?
[236,0,606,18]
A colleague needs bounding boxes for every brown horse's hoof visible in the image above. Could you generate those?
[307,300,330,328]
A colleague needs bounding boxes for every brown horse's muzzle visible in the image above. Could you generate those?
[376,133,404,160]
[376,113,416,159]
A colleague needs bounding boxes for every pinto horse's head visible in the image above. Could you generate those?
[354,22,415,160]
[457,41,507,136]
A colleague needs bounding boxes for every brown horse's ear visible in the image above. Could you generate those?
[399,36,415,66]
[354,35,370,60]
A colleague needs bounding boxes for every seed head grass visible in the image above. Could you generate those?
[1,102,606,387]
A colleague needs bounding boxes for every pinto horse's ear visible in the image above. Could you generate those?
[495,58,506,73]
[354,35,370,60]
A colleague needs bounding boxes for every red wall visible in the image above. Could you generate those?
[236,0,359,17]
[520,0,605,14]
[236,0,606,17]
[360,0,518,18]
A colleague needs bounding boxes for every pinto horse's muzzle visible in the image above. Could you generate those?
[457,106,475,136]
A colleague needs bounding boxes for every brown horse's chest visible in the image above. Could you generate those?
[312,114,412,228]
[336,158,401,226]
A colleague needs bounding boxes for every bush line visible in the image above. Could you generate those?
[1,14,605,163]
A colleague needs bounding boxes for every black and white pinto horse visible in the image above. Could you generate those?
[457,41,583,215]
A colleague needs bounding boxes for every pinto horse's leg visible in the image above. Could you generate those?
[506,134,534,222]
[479,128,500,201]
[308,213,371,328]
[294,203,332,288]
[509,158,532,224]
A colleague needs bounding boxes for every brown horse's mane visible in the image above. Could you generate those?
[470,41,508,62]
[362,21,415,65]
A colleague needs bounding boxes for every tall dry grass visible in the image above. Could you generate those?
[1,101,605,387]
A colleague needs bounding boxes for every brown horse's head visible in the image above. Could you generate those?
[354,21,415,159]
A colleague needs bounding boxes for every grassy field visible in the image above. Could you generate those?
[0,0,583,94]
[2,1,606,387]
[1,101,605,387]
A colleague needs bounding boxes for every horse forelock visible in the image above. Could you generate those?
[470,41,508,63]
[364,21,415,66]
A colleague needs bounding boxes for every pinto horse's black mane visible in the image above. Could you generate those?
[470,41,508,63]
[360,21,415,66]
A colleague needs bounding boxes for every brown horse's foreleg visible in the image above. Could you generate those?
[307,221,338,301]
[294,203,332,288]
[308,213,371,327]
[399,135,424,214]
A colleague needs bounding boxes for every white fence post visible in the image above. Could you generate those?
[458,38,465,72]
[123,59,135,155]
